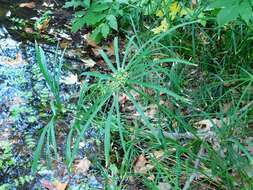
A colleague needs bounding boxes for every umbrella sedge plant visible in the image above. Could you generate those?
[65,22,197,171]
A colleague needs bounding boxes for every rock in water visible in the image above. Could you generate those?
[0,25,8,38]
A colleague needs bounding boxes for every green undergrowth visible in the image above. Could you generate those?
[32,1,253,189]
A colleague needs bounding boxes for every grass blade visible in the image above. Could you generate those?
[104,100,115,167]
[67,91,113,168]
[114,37,120,70]
[31,119,51,175]
[128,80,190,103]
[35,42,54,91]
[114,92,126,153]
[99,50,117,73]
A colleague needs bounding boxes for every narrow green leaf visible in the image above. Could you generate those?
[31,120,51,175]
[99,50,117,73]
[114,92,126,153]
[122,36,135,68]
[152,58,197,66]
[209,0,236,9]
[50,119,58,159]
[35,42,53,90]
[128,80,190,103]
[90,3,109,12]
[217,5,240,26]
[104,100,115,167]
[114,37,120,69]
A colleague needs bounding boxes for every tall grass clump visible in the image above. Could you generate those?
[31,42,65,174]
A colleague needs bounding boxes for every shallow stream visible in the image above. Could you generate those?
[0,2,102,189]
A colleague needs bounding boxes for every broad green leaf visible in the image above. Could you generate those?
[106,15,118,30]
[74,10,86,17]
[90,3,110,12]
[239,1,253,24]
[209,0,237,9]
[64,0,83,9]
[84,12,106,25]
[72,17,86,32]
[217,5,240,26]
[101,23,110,38]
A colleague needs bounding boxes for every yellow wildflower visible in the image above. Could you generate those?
[151,18,169,34]
[169,1,181,20]
[156,10,164,17]
[152,27,161,34]
[179,8,189,17]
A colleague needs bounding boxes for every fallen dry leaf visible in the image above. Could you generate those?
[19,2,36,8]
[134,154,154,174]
[60,40,70,49]
[81,58,96,67]
[106,43,114,56]
[152,150,164,159]
[0,52,27,67]
[91,47,101,56]
[54,180,68,190]
[74,157,91,174]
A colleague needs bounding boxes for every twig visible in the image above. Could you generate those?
[149,127,216,141]
[238,100,253,114]
[182,145,204,190]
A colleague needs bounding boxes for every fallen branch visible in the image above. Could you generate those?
[149,127,216,141]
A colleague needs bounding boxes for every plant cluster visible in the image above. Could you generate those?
[32,0,253,189]
[64,0,126,41]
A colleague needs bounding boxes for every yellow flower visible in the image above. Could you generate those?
[169,1,181,20]
[152,27,161,34]
[151,18,169,34]
[179,8,189,17]
[156,10,164,17]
